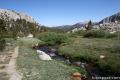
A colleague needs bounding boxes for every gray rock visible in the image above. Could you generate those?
[0,9,36,23]
[37,50,52,60]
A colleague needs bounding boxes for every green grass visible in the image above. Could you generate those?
[58,36,120,74]
[37,32,68,45]
[16,37,85,80]
[59,36,120,58]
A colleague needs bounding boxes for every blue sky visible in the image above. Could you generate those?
[0,0,120,26]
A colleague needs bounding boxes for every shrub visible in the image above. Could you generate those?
[105,31,120,39]
[83,30,120,39]
[0,38,6,51]
[67,34,77,38]
[105,33,117,38]
[74,30,86,36]
[115,31,120,39]
[37,32,68,45]
[96,57,120,75]
[83,30,106,38]
[111,44,120,54]
[67,30,86,38]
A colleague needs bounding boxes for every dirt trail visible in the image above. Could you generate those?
[6,46,22,80]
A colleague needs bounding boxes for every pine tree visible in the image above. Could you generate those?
[0,19,6,51]
[85,20,93,30]
[0,19,6,37]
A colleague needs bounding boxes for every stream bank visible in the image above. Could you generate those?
[37,45,114,80]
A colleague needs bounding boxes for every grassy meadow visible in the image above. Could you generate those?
[16,37,85,80]
[58,32,120,75]
[1,30,119,80]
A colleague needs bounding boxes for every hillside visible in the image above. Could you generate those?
[0,9,47,37]
[0,9,36,23]
[94,12,120,32]
[52,22,88,32]
[99,12,120,24]
[53,12,120,32]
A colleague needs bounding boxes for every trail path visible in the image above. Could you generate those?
[6,46,22,80]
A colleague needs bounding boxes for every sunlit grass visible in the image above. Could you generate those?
[16,37,85,80]
[58,36,120,74]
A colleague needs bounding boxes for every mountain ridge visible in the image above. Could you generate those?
[53,12,120,32]
[0,9,36,23]
[99,12,120,24]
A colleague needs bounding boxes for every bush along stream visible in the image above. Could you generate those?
[35,45,113,80]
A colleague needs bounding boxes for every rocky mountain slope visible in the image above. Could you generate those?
[52,22,97,32]
[0,9,36,23]
[52,22,88,32]
[0,9,47,37]
[94,12,120,32]
[99,12,120,24]
[54,12,120,32]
